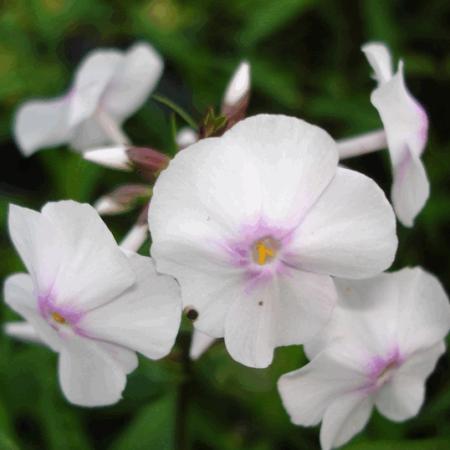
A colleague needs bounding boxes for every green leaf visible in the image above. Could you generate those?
[110,394,176,450]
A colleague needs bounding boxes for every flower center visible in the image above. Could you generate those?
[51,311,67,325]
[251,237,279,265]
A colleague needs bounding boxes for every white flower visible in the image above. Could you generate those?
[84,146,131,170]
[148,114,397,368]
[278,268,450,450]
[14,42,163,155]
[363,42,429,227]
[176,127,199,150]
[4,200,181,406]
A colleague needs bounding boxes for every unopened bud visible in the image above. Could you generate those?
[126,147,170,180]
[83,146,131,171]
[94,184,152,215]
[176,127,198,150]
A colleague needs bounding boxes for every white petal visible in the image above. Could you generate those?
[70,118,113,151]
[290,167,397,278]
[4,322,42,344]
[41,201,136,310]
[68,49,122,127]
[224,282,277,368]
[102,42,163,122]
[83,146,131,171]
[223,114,339,223]
[151,241,242,338]
[320,393,373,450]
[375,342,445,422]
[79,253,181,360]
[362,42,393,84]
[371,63,429,163]
[391,148,429,227]
[13,97,72,156]
[223,61,250,106]
[8,204,64,292]
[4,273,61,351]
[278,346,367,427]
[58,334,133,407]
[274,271,337,346]
[394,268,450,353]
[94,196,124,215]
[189,330,216,360]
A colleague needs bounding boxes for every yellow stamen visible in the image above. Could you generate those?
[252,237,279,265]
[51,312,66,324]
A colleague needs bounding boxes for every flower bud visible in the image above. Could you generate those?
[94,184,152,215]
[126,146,170,180]
[83,146,131,171]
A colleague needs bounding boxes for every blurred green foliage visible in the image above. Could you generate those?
[1,0,450,449]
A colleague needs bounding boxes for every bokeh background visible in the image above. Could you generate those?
[1,0,449,449]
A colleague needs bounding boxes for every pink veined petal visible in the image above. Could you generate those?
[362,42,393,84]
[13,96,72,156]
[58,334,134,407]
[68,49,122,128]
[391,147,430,227]
[278,345,367,427]
[375,342,445,422]
[371,63,429,164]
[3,273,61,352]
[320,393,373,450]
[289,167,397,279]
[189,330,217,360]
[102,42,164,122]
[79,253,181,360]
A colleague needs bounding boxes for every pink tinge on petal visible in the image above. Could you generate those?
[363,346,404,393]
[219,217,297,291]
[38,293,84,334]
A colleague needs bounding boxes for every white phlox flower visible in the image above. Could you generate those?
[14,42,163,155]
[4,200,181,407]
[189,329,216,360]
[278,267,450,450]
[148,114,398,368]
[363,42,429,227]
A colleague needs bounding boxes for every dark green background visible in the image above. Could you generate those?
[0,0,449,449]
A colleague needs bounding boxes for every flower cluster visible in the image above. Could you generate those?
[4,40,449,449]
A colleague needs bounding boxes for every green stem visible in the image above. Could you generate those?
[152,94,198,130]
[175,332,191,450]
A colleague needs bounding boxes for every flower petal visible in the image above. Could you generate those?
[394,268,450,353]
[70,118,113,151]
[13,97,72,156]
[68,49,122,127]
[371,63,428,163]
[289,167,397,278]
[58,334,134,407]
[320,393,373,450]
[224,282,277,368]
[375,342,445,421]
[189,330,216,360]
[362,42,393,84]
[79,253,181,360]
[151,241,242,337]
[275,270,337,346]
[223,114,339,224]
[4,273,61,351]
[391,147,429,227]
[4,322,42,344]
[223,61,250,107]
[41,201,136,310]
[102,42,163,122]
[83,146,131,170]
[278,345,366,426]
